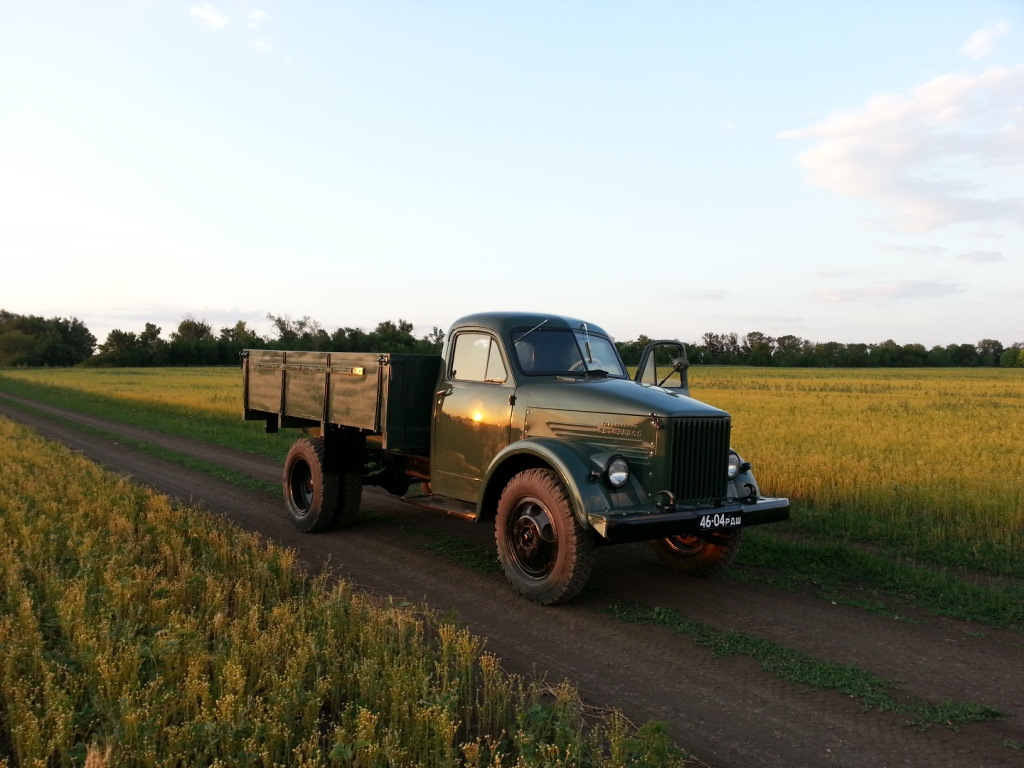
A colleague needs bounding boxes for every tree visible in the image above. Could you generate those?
[331,326,367,352]
[94,329,143,366]
[219,321,261,347]
[0,310,96,366]
[839,343,870,367]
[368,320,417,353]
[773,335,805,367]
[168,317,217,365]
[946,343,979,367]
[420,326,446,353]
[976,339,1003,367]
[266,313,319,345]
[998,345,1022,367]
[870,340,905,367]
[902,343,929,367]
[615,334,652,366]
[742,332,775,366]
[810,341,846,367]
[171,316,214,342]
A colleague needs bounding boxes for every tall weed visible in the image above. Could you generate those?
[0,417,685,767]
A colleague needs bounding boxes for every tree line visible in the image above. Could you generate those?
[2,309,1022,368]
[620,331,1023,368]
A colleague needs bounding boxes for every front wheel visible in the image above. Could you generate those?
[283,438,339,532]
[495,468,594,605]
[651,529,742,576]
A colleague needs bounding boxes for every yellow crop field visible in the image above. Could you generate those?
[695,367,1024,568]
[3,365,1022,571]
[1,366,241,417]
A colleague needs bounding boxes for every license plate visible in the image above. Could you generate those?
[698,513,742,530]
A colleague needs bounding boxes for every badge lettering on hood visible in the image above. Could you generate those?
[598,423,643,438]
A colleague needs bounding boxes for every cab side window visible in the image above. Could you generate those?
[450,333,507,383]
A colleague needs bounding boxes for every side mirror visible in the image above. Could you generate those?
[634,340,690,395]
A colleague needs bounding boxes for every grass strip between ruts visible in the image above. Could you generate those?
[607,602,1003,728]
[0,393,279,496]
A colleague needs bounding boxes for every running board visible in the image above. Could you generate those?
[400,494,478,521]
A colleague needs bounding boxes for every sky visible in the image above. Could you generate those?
[1,1,1022,349]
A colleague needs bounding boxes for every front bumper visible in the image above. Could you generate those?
[587,496,790,544]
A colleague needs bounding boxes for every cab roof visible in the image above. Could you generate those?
[450,311,613,340]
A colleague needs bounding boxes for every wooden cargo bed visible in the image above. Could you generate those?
[242,350,441,452]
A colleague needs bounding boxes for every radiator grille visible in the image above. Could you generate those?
[668,417,731,504]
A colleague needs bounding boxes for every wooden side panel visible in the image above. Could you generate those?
[244,350,285,415]
[326,353,382,432]
[242,350,440,441]
[282,351,329,422]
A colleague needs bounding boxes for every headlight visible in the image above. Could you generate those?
[605,456,630,488]
[727,451,742,479]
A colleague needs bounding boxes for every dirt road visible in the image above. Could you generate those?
[1,393,1021,768]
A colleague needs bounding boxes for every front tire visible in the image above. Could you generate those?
[651,529,742,576]
[495,468,594,605]
[283,438,339,532]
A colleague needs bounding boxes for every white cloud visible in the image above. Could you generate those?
[694,290,731,300]
[882,244,947,257]
[247,9,270,30]
[968,227,1005,239]
[819,278,962,303]
[781,66,1024,232]
[956,250,1007,263]
[961,22,1010,60]
[248,39,272,53]
[190,4,229,29]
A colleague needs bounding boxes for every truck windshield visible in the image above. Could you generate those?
[512,328,627,378]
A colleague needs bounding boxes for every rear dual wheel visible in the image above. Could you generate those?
[283,438,362,532]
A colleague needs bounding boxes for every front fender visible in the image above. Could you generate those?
[478,438,647,529]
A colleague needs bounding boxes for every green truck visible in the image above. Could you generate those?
[242,311,789,604]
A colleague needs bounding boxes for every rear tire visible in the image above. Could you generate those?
[283,438,339,532]
[495,468,594,605]
[330,470,363,529]
[651,529,742,576]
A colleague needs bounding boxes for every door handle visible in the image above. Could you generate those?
[435,387,453,397]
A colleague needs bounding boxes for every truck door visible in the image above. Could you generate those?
[431,330,515,502]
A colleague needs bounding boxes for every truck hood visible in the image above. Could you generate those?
[517,376,728,419]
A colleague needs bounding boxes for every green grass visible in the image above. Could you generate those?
[607,602,1003,728]
[418,536,503,574]
[0,373,293,462]
[734,529,1024,630]
[0,393,279,496]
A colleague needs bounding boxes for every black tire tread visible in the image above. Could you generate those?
[283,437,339,533]
[495,468,594,605]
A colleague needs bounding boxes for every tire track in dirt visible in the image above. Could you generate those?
[1,392,1021,768]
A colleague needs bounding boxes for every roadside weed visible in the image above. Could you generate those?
[0,417,687,767]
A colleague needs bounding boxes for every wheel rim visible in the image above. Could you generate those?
[289,461,314,515]
[662,535,706,556]
[507,497,557,578]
